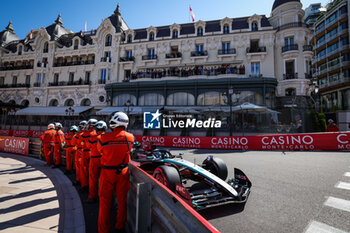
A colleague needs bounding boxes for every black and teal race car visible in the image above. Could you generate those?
[131,143,252,210]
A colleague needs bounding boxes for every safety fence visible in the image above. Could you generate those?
[1,129,350,151]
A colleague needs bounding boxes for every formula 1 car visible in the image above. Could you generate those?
[131,142,252,210]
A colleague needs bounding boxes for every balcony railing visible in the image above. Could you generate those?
[0,65,33,71]
[119,56,135,62]
[142,55,157,60]
[53,60,95,67]
[218,49,236,55]
[190,51,208,57]
[283,73,298,80]
[303,45,313,52]
[98,80,106,84]
[0,83,30,88]
[100,57,112,62]
[165,52,182,59]
[282,44,299,53]
[275,22,307,31]
[320,76,350,89]
[34,82,41,87]
[246,47,266,53]
[48,80,91,87]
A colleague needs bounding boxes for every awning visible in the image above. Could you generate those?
[96,106,143,116]
[15,107,92,116]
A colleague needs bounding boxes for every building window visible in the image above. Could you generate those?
[25,75,30,85]
[105,34,112,46]
[148,48,155,59]
[126,50,132,58]
[285,88,296,96]
[251,62,260,76]
[42,73,46,84]
[108,69,111,80]
[285,60,296,79]
[197,92,223,106]
[167,92,195,106]
[0,77,4,85]
[138,93,165,106]
[197,27,203,36]
[37,74,41,85]
[103,51,111,62]
[149,32,155,41]
[74,39,79,50]
[195,44,204,55]
[125,70,131,80]
[65,99,74,106]
[81,98,91,106]
[54,73,59,84]
[284,37,294,46]
[172,30,178,38]
[85,71,90,84]
[43,42,49,53]
[127,34,132,43]
[100,69,106,84]
[252,22,258,31]
[69,72,74,83]
[222,42,230,54]
[223,24,229,34]
[18,46,22,55]
[12,76,17,85]
[49,99,59,106]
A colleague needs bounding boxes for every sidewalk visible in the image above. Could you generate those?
[0,153,85,233]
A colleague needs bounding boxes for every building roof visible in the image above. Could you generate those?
[45,14,72,41]
[272,0,300,11]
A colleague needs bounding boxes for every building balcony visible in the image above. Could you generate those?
[191,51,208,57]
[303,45,313,52]
[142,55,158,60]
[165,53,182,59]
[319,76,350,89]
[33,82,41,87]
[100,57,112,62]
[283,73,298,80]
[119,56,135,62]
[53,60,95,67]
[0,83,30,88]
[48,80,91,87]
[218,49,236,55]
[246,47,266,54]
[282,44,299,53]
[275,22,307,31]
[0,65,33,71]
[98,80,106,84]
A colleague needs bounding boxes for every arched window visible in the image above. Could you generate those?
[285,88,296,97]
[197,92,223,106]
[234,91,263,105]
[18,45,22,55]
[64,99,74,106]
[49,99,59,106]
[167,92,195,106]
[81,98,91,106]
[172,30,178,39]
[223,24,229,34]
[139,93,164,106]
[21,99,29,107]
[43,42,49,53]
[149,32,155,41]
[127,34,132,43]
[197,27,203,36]
[252,22,258,31]
[8,100,16,105]
[105,34,112,46]
[74,39,79,50]
[113,94,136,106]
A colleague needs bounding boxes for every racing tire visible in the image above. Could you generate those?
[153,165,181,192]
[202,156,228,181]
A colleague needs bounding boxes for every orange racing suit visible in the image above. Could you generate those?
[53,129,65,166]
[43,129,55,165]
[73,131,84,181]
[65,132,76,171]
[97,128,134,232]
[80,129,96,188]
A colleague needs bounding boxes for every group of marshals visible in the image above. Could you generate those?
[40,112,134,233]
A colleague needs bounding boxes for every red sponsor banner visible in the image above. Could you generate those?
[0,136,29,156]
[0,129,349,151]
[135,132,350,151]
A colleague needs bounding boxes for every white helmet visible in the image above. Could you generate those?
[70,125,78,132]
[55,122,63,129]
[87,119,98,126]
[96,120,107,131]
[48,123,55,130]
[109,112,129,129]
[79,120,87,128]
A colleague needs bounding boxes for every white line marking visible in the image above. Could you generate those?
[344,172,350,177]
[304,221,348,233]
[324,197,350,212]
[335,181,350,191]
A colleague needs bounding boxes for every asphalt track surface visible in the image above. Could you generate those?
[168,150,350,233]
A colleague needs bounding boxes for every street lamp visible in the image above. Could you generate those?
[8,109,16,130]
[222,88,238,136]
[309,80,319,111]
[123,99,134,115]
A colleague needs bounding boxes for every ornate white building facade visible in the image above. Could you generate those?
[0,0,314,133]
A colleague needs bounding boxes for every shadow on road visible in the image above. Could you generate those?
[198,202,246,220]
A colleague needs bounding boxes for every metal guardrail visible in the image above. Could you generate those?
[128,162,219,233]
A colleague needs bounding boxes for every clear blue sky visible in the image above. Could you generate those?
[1,0,330,39]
